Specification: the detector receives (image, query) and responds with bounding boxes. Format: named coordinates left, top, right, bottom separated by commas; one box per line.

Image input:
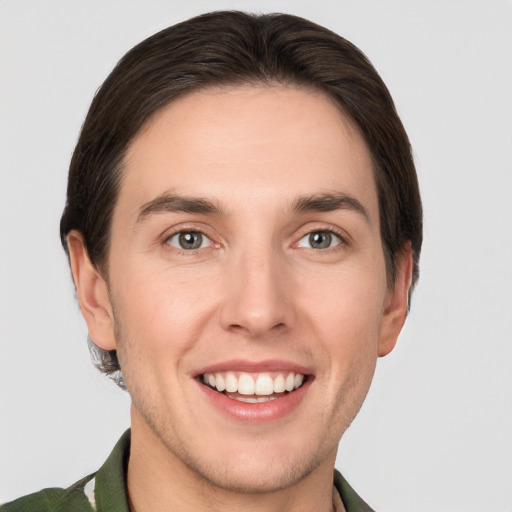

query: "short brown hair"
left=60, top=11, right=422, bottom=383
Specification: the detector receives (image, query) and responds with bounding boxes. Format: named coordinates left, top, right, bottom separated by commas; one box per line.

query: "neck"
left=126, top=410, right=344, bottom=512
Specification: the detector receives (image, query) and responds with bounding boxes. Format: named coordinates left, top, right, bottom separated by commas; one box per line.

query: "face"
left=73, top=85, right=409, bottom=494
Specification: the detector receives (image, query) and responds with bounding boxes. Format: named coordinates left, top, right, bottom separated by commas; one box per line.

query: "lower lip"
left=197, top=378, right=312, bottom=424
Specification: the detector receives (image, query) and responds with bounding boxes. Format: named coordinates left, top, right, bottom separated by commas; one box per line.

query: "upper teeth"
left=202, top=372, right=304, bottom=395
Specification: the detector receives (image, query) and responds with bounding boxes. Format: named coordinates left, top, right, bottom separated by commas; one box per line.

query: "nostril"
left=227, top=321, right=288, bottom=337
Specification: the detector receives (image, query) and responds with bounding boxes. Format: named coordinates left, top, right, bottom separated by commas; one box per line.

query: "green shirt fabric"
left=1, top=430, right=375, bottom=512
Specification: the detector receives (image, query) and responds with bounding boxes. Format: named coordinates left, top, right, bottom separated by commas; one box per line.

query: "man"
left=2, top=11, right=422, bottom=512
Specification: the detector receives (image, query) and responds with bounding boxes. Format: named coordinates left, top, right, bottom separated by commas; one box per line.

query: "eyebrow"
left=137, top=193, right=224, bottom=223
left=136, top=191, right=370, bottom=224
left=292, top=192, right=370, bottom=222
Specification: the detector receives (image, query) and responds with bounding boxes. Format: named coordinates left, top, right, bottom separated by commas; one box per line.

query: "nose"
left=219, top=249, right=294, bottom=338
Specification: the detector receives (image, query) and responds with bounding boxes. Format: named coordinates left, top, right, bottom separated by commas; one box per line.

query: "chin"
left=175, top=444, right=328, bottom=494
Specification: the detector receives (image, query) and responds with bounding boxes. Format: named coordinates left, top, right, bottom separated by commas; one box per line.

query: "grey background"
left=1, top=1, right=511, bottom=510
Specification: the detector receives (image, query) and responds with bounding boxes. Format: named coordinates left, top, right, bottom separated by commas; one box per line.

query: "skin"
left=68, top=85, right=412, bottom=512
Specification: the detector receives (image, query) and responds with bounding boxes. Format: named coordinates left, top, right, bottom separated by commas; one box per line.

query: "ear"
left=67, top=231, right=117, bottom=351
left=378, top=243, right=413, bottom=357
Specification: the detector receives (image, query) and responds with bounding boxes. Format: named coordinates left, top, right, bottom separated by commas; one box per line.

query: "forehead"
left=118, top=85, right=377, bottom=221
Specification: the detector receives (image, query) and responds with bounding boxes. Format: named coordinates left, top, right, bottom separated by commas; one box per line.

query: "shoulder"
left=1, top=430, right=131, bottom=512
left=0, top=475, right=96, bottom=512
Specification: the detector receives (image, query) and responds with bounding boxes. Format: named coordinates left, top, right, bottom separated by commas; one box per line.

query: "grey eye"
left=167, top=231, right=211, bottom=250
left=297, top=231, right=341, bottom=249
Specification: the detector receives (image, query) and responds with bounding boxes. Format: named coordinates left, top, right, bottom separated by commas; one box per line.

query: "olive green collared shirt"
left=1, top=430, right=375, bottom=512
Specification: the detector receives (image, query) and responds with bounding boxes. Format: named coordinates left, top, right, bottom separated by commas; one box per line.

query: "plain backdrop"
left=1, top=1, right=511, bottom=511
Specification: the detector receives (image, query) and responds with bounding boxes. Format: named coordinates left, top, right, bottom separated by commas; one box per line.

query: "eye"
left=297, top=230, right=342, bottom=250
left=167, top=231, right=212, bottom=250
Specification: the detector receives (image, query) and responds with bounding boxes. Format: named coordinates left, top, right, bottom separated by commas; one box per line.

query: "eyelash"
left=294, top=227, right=347, bottom=251
left=164, top=229, right=215, bottom=253
left=161, top=226, right=348, bottom=255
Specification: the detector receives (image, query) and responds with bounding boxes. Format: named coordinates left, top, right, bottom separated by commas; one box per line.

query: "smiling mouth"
left=200, top=371, right=306, bottom=403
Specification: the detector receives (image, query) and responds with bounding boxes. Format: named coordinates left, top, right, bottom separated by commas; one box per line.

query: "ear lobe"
left=67, top=231, right=117, bottom=351
left=378, top=243, right=413, bottom=357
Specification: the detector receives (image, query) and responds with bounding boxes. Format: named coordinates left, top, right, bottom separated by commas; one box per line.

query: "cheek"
left=294, top=270, right=384, bottom=431
left=301, top=265, right=387, bottom=367
left=308, top=263, right=386, bottom=323
left=110, top=265, right=220, bottom=368
left=116, top=259, right=217, bottom=319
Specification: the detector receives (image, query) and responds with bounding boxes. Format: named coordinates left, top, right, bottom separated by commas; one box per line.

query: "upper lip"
left=193, top=359, right=313, bottom=377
